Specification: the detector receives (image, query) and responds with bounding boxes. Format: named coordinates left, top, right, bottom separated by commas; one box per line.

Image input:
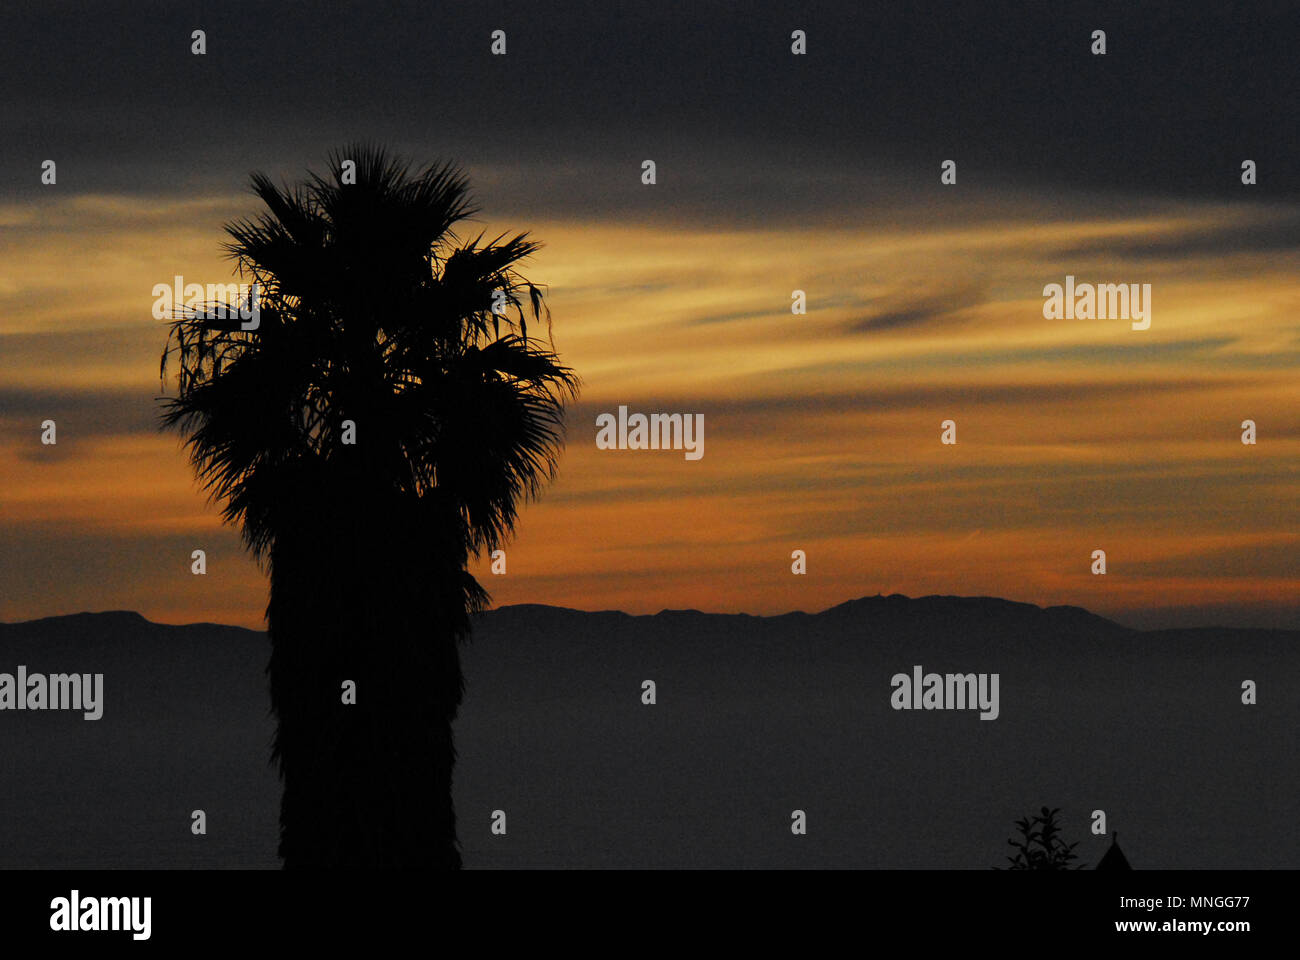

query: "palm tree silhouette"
left=159, top=145, right=579, bottom=867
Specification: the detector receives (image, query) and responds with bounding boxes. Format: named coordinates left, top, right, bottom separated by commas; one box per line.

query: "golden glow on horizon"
left=1, top=193, right=1297, bottom=628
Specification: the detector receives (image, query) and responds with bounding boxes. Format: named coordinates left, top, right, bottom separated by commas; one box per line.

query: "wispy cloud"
left=2, top=187, right=1297, bottom=629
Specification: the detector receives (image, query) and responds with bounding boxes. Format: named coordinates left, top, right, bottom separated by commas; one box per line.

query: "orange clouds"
left=2, top=191, right=1298, bottom=628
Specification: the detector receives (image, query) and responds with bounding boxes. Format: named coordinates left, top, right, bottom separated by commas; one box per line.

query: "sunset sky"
left=2, top=2, right=1297, bottom=629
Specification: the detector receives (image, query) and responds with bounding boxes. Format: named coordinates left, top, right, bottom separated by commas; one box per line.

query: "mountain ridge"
left=3, top=595, right=1296, bottom=639
left=1, top=592, right=1296, bottom=868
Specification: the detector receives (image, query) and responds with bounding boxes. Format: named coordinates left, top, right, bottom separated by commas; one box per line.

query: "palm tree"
left=159, top=145, right=579, bottom=867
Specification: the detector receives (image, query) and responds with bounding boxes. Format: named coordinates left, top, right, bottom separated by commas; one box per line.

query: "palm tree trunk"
left=267, top=490, right=465, bottom=868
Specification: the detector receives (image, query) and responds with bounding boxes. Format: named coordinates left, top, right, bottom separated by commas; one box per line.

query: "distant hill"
left=1, top=596, right=1296, bottom=868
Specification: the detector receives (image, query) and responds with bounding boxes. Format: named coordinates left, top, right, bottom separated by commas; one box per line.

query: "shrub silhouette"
left=999, top=806, right=1087, bottom=870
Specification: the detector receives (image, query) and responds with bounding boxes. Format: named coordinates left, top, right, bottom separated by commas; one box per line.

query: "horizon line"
left=4, top=593, right=1297, bottom=634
